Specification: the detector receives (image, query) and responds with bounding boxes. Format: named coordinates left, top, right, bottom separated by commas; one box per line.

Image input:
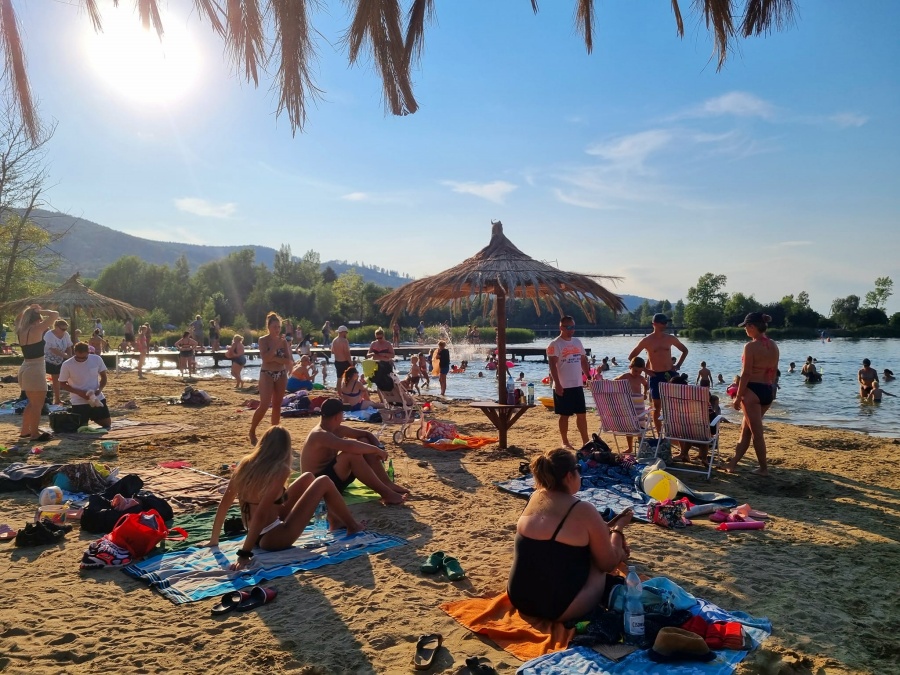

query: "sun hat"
left=648, top=627, right=716, bottom=663
left=738, top=312, right=766, bottom=327
left=652, top=313, right=669, bottom=325
left=337, top=325, right=349, bottom=333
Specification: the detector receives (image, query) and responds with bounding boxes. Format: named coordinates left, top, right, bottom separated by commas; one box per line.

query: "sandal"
left=420, top=551, right=445, bottom=575
left=211, top=590, right=248, bottom=615
left=442, top=555, right=466, bottom=582
left=31, top=432, right=52, bottom=443
left=465, top=656, right=499, bottom=675
left=236, top=585, right=277, bottom=611
left=412, top=633, right=442, bottom=670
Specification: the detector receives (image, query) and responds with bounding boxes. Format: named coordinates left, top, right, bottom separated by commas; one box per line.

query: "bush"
left=682, top=327, right=712, bottom=340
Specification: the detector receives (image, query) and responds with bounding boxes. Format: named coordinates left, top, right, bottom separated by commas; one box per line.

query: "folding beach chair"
left=589, top=379, right=653, bottom=453
left=658, top=382, right=724, bottom=480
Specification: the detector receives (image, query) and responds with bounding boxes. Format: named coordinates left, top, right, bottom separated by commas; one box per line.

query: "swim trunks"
left=317, top=457, right=356, bottom=494
left=648, top=370, right=679, bottom=400
left=553, top=386, right=586, bottom=416
left=334, top=360, right=351, bottom=381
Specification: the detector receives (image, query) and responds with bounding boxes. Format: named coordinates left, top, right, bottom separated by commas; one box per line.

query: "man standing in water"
left=628, top=313, right=689, bottom=435
left=331, top=325, right=352, bottom=382
left=547, top=316, right=592, bottom=449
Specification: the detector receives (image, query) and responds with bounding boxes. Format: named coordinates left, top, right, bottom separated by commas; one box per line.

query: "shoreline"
left=0, top=365, right=897, bottom=673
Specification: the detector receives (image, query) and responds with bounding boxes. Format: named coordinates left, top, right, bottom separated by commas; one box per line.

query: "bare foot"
left=392, top=483, right=411, bottom=495
left=380, top=491, right=407, bottom=506
left=249, top=431, right=258, bottom=446
left=751, top=468, right=770, bottom=477
left=345, top=519, right=366, bottom=536
left=722, top=462, right=739, bottom=474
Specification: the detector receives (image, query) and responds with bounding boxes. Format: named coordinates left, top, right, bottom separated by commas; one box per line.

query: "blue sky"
left=16, top=0, right=900, bottom=315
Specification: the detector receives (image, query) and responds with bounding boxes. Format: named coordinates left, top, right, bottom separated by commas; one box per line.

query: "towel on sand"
left=440, top=592, right=574, bottom=662
left=125, top=529, right=407, bottom=604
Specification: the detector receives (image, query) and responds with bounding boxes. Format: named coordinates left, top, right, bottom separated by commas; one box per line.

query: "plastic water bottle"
left=527, top=383, right=535, bottom=406
left=313, top=500, right=328, bottom=539
left=387, top=459, right=395, bottom=482
left=506, top=374, right=516, bottom=405
left=623, top=566, right=645, bottom=646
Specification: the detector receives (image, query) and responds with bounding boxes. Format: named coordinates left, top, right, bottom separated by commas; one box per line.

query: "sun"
left=83, top=9, right=201, bottom=105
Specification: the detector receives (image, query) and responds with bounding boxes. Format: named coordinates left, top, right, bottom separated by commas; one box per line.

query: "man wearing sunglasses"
left=59, top=342, right=111, bottom=430
left=547, top=316, right=592, bottom=449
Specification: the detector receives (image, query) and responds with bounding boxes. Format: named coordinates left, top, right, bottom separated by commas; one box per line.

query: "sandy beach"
left=0, top=365, right=898, bottom=675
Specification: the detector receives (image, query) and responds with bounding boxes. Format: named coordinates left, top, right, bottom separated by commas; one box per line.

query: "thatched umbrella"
left=0, top=273, right=145, bottom=334
left=378, top=220, right=625, bottom=405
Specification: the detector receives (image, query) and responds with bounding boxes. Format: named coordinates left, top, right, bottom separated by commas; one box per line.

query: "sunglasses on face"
left=562, top=325, right=576, bottom=330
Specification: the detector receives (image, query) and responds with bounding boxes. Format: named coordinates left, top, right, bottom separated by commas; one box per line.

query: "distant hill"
left=619, top=294, right=665, bottom=312
left=20, top=209, right=410, bottom=288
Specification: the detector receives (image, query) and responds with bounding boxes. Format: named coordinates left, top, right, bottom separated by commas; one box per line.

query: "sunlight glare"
left=83, top=9, right=201, bottom=105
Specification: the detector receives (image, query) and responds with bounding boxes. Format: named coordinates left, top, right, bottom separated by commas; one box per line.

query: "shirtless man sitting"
left=300, top=398, right=409, bottom=505
left=628, top=313, right=689, bottom=435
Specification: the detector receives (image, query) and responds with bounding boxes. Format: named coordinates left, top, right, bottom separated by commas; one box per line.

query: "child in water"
left=402, top=354, right=422, bottom=394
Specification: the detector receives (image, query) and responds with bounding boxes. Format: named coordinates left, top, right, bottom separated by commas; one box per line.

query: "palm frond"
left=81, top=0, right=103, bottom=32
left=193, top=0, right=226, bottom=37
left=0, top=0, right=37, bottom=143
left=346, top=0, right=417, bottom=116
left=696, top=0, right=736, bottom=70
left=225, top=0, right=266, bottom=86
left=271, top=0, right=322, bottom=135
left=530, top=0, right=539, bottom=13
left=741, top=0, right=794, bottom=37
left=136, top=0, right=165, bottom=39
left=403, top=0, right=434, bottom=68
left=671, top=0, right=684, bottom=37
left=574, top=0, right=595, bottom=54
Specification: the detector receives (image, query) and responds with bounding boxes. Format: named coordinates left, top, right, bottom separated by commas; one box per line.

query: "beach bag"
left=608, top=583, right=676, bottom=616
left=647, top=498, right=690, bottom=529
left=49, top=410, right=83, bottom=433
left=638, top=437, right=671, bottom=463
left=81, top=474, right=174, bottom=534
left=181, top=386, right=212, bottom=406
left=106, top=509, right=187, bottom=558
left=424, top=420, right=457, bottom=441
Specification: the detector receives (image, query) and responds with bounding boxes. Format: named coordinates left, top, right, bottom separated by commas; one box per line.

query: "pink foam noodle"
left=717, top=520, right=765, bottom=531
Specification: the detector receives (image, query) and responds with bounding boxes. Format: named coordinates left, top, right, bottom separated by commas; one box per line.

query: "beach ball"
left=643, top=470, right=678, bottom=501
left=39, top=486, right=64, bottom=506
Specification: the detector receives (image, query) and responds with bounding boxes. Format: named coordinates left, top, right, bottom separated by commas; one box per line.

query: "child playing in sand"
left=614, top=356, right=649, bottom=452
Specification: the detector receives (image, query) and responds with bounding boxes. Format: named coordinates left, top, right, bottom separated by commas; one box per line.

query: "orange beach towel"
left=439, top=592, right=573, bottom=661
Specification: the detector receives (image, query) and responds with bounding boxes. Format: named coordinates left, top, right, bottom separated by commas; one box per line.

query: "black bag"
left=49, top=410, right=83, bottom=433
left=81, top=474, right=174, bottom=534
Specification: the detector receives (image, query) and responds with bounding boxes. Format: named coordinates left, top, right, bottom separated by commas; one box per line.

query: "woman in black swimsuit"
left=725, top=313, right=779, bottom=477
left=208, top=426, right=363, bottom=571
left=249, top=312, right=293, bottom=445
left=367, top=328, right=395, bottom=363
left=15, top=304, right=59, bottom=442
left=507, top=448, right=633, bottom=621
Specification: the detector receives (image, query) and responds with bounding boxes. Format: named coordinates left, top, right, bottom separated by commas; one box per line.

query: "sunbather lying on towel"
left=208, top=425, right=363, bottom=570
left=507, top=447, right=634, bottom=622
left=300, top=398, right=410, bottom=506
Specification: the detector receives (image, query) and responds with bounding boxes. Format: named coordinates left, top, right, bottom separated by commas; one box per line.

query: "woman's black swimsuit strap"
left=551, top=499, right=581, bottom=539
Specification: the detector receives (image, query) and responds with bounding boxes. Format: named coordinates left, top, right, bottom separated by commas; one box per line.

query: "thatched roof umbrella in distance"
left=0, top=273, right=145, bottom=334
left=378, top=220, right=625, bottom=404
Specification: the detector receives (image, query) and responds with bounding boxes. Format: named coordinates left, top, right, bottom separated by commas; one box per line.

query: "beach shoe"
left=465, top=656, right=498, bottom=674
left=733, top=503, right=769, bottom=520
left=412, top=633, right=442, bottom=670
left=236, top=585, right=277, bottom=611
left=15, top=521, right=65, bottom=547
left=0, top=525, right=17, bottom=542
left=211, top=590, right=249, bottom=616
left=41, top=518, right=73, bottom=534
left=420, top=551, right=445, bottom=574
left=442, top=555, right=466, bottom=581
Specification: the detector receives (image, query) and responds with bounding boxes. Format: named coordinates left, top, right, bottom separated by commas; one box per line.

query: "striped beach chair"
left=589, top=379, right=653, bottom=453
left=658, top=382, right=724, bottom=480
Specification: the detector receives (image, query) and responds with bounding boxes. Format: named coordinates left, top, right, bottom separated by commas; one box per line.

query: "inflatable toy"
left=643, top=470, right=678, bottom=501
left=39, top=486, right=64, bottom=506
left=716, top=521, right=765, bottom=531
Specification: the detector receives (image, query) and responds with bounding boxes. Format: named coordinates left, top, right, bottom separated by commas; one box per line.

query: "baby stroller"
left=372, top=361, right=428, bottom=444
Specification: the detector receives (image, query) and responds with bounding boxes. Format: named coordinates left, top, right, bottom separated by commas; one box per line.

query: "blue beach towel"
left=517, top=584, right=772, bottom=675
left=124, top=529, right=407, bottom=604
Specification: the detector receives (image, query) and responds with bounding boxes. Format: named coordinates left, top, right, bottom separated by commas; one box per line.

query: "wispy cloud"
left=342, top=192, right=369, bottom=202
left=340, top=191, right=409, bottom=205
left=585, top=130, right=672, bottom=171
left=680, top=91, right=776, bottom=120
left=829, top=112, right=868, bottom=128
left=123, top=225, right=209, bottom=245
left=442, top=180, right=517, bottom=204
left=772, top=240, right=813, bottom=248
left=174, top=197, right=236, bottom=218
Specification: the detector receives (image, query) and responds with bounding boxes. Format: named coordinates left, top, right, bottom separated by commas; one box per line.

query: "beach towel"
left=124, top=529, right=407, bottom=604
left=440, top=592, right=574, bottom=661
left=342, top=479, right=381, bottom=505
left=343, top=408, right=380, bottom=423
left=516, top=582, right=772, bottom=675
left=164, top=505, right=243, bottom=551
left=130, top=466, right=228, bottom=512
left=423, top=434, right=499, bottom=450
left=497, top=463, right=652, bottom=523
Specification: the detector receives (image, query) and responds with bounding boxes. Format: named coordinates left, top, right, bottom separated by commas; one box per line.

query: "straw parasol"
left=378, top=220, right=625, bottom=404
left=0, top=273, right=145, bottom=334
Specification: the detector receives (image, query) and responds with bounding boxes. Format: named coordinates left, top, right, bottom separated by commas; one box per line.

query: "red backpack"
left=106, top=509, right=187, bottom=558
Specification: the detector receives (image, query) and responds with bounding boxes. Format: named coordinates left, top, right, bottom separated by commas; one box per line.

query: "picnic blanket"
left=497, top=463, right=653, bottom=523
left=165, top=505, right=242, bottom=551
left=54, top=419, right=196, bottom=440
left=132, top=466, right=228, bottom=512
left=440, top=592, right=574, bottom=662
left=517, top=589, right=772, bottom=674
left=124, top=529, right=408, bottom=604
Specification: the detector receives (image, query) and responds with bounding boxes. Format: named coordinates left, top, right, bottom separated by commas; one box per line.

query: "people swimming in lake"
left=802, top=356, right=822, bottom=382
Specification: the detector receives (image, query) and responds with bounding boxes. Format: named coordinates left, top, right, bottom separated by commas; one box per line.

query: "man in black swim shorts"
left=628, top=314, right=689, bottom=435
left=299, top=398, right=409, bottom=505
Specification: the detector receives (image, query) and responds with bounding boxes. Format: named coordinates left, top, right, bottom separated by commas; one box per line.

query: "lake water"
left=131, top=335, right=899, bottom=437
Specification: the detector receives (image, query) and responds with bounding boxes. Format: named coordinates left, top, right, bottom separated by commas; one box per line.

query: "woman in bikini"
left=249, top=312, right=293, bottom=445
left=174, top=331, right=198, bottom=376
left=858, top=359, right=878, bottom=399
left=15, top=304, right=59, bottom=443
left=725, top=312, right=779, bottom=477
left=339, top=367, right=382, bottom=411
left=226, top=334, right=247, bottom=388
left=208, top=425, right=363, bottom=571
left=367, top=328, right=395, bottom=364
left=507, top=448, right=633, bottom=621
left=135, top=324, right=149, bottom=379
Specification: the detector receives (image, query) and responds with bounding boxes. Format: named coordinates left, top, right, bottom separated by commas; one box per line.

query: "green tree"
left=684, top=273, right=727, bottom=329
left=321, top=266, right=338, bottom=284
left=723, top=292, right=761, bottom=325
left=864, top=277, right=893, bottom=310
left=272, top=244, right=298, bottom=286
left=830, top=295, right=861, bottom=329
left=672, top=300, right=685, bottom=326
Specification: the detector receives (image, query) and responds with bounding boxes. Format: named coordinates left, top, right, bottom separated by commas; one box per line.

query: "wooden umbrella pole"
left=496, top=290, right=507, bottom=404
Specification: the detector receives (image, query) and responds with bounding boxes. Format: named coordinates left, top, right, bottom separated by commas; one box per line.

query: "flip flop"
left=412, top=633, right=442, bottom=670
left=465, top=656, right=499, bottom=675
left=442, top=555, right=466, bottom=581
left=420, top=551, right=445, bottom=574
left=211, top=590, right=248, bottom=615
left=236, top=585, right=277, bottom=611
left=734, top=503, right=769, bottom=519
left=0, top=525, right=17, bottom=542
